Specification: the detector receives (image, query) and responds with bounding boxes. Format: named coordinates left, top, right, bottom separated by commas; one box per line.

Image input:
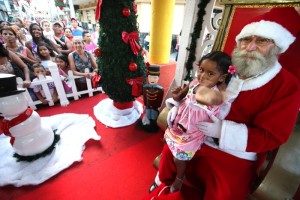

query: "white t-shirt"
left=32, top=76, right=56, bottom=98
left=41, top=60, right=56, bottom=70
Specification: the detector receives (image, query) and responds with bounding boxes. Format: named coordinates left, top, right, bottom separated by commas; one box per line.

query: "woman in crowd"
left=12, top=17, right=30, bottom=42
left=82, top=31, right=96, bottom=53
left=91, top=23, right=100, bottom=45
left=64, top=27, right=75, bottom=51
left=68, top=37, right=98, bottom=91
left=1, top=26, right=38, bottom=70
left=25, top=23, right=60, bottom=60
left=0, top=21, right=10, bottom=29
left=0, top=42, right=31, bottom=88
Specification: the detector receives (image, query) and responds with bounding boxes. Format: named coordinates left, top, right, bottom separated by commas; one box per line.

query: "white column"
left=174, top=0, right=199, bottom=86
left=68, top=0, right=76, bottom=18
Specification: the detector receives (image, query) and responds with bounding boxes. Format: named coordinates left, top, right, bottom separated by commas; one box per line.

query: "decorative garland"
left=184, top=0, right=211, bottom=82
left=13, top=130, right=60, bottom=162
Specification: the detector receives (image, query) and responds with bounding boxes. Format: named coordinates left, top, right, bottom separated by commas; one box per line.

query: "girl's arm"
left=172, top=84, right=189, bottom=101
left=52, top=88, right=59, bottom=102
left=35, top=91, right=48, bottom=104
left=8, top=50, right=31, bottom=88
left=25, top=40, right=33, bottom=54
left=195, top=86, right=223, bottom=106
left=58, top=37, right=73, bottom=55
left=49, top=40, right=61, bottom=54
left=16, top=46, right=39, bottom=65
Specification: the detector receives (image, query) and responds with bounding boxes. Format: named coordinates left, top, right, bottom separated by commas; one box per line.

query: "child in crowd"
left=40, top=19, right=54, bottom=41
left=37, top=41, right=56, bottom=75
left=55, top=54, right=72, bottom=94
left=164, top=51, right=234, bottom=193
left=31, top=63, right=58, bottom=105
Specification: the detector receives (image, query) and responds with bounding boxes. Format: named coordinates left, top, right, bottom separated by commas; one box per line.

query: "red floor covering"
left=0, top=62, right=176, bottom=200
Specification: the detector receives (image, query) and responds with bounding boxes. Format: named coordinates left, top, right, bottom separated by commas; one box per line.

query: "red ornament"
left=129, top=62, right=137, bottom=71
left=59, top=6, right=63, bottom=10
left=93, top=48, right=102, bottom=56
left=122, top=8, right=130, bottom=17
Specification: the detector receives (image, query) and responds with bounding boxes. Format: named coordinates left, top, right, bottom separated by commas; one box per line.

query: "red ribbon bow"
left=126, top=77, right=143, bottom=97
left=95, top=0, right=103, bottom=20
left=122, top=31, right=140, bottom=56
left=1, top=108, right=33, bottom=145
left=92, top=73, right=101, bottom=89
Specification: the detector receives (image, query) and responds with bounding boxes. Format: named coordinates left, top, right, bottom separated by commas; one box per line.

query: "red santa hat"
left=235, top=7, right=300, bottom=53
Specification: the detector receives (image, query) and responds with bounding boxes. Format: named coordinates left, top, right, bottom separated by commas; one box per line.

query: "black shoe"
left=149, top=182, right=158, bottom=193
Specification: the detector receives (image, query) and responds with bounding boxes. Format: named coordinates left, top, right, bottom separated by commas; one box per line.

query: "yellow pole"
left=149, top=0, right=175, bottom=64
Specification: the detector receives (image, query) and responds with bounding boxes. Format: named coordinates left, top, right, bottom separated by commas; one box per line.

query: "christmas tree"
left=97, top=0, right=146, bottom=102
left=93, top=0, right=146, bottom=127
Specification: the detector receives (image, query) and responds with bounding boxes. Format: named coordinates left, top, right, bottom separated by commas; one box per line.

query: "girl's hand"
left=172, top=86, right=183, bottom=100
left=195, top=86, right=222, bottom=106
left=53, top=96, right=59, bottom=103
left=22, top=80, right=31, bottom=88
left=171, top=86, right=182, bottom=94
left=41, top=99, right=49, bottom=105
left=92, top=71, right=98, bottom=76
left=84, top=73, right=91, bottom=79
left=46, top=70, right=51, bottom=76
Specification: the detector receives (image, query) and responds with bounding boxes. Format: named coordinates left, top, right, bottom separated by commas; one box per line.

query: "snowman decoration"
left=0, top=74, right=58, bottom=161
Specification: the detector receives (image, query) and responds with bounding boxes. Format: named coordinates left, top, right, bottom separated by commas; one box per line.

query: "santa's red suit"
left=145, top=61, right=300, bottom=200
left=143, top=7, right=300, bottom=200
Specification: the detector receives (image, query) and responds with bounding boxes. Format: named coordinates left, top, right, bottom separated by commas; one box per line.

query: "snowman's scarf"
left=1, top=108, right=33, bottom=145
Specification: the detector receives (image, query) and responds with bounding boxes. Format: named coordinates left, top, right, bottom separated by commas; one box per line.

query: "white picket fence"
left=17, top=64, right=102, bottom=110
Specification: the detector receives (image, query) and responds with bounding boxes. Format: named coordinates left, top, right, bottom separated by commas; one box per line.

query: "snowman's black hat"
left=0, top=74, right=25, bottom=98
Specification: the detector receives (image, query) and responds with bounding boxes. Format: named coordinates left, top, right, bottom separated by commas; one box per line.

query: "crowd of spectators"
left=0, top=17, right=100, bottom=105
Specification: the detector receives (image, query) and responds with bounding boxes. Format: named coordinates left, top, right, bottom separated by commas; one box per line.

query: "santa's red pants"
left=149, top=144, right=257, bottom=200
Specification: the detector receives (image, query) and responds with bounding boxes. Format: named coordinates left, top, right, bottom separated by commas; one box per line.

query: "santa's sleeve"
left=219, top=73, right=300, bottom=153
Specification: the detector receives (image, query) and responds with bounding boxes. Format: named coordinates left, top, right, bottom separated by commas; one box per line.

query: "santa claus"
left=146, top=7, right=300, bottom=200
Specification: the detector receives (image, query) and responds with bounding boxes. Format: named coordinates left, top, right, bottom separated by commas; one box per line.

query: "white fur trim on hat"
left=236, top=20, right=296, bottom=53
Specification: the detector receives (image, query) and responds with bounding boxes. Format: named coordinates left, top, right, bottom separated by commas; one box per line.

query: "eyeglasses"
left=239, top=36, right=274, bottom=47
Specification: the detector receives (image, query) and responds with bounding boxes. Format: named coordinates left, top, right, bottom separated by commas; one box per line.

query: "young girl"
left=55, top=54, right=72, bottom=94
left=37, top=41, right=56, bottom=75
left=40, top=19, right=54, bottom=41
left=163, top=51, right=234, bottom=193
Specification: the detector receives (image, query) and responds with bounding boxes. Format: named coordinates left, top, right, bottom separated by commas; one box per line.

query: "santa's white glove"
left=197, top=115, right=222, bottom=138
left=167, top=106, right=178, bottom=127
left=142, top=115, right=150, bottom=125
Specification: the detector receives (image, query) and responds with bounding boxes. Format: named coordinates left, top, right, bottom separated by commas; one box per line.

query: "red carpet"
left=0, top=62, right=176, bottom=200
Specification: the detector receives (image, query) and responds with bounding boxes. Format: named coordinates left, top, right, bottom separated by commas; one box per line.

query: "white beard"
left=232, top=46, right=279, bottom=78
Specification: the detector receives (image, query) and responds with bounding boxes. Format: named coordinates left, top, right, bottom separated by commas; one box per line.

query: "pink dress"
left=58, top=68, right=72, bottom=93
left=164, top=83, right=220, bottom=161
